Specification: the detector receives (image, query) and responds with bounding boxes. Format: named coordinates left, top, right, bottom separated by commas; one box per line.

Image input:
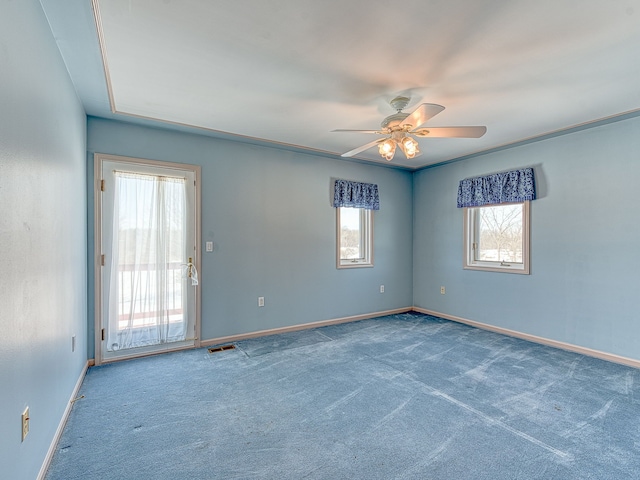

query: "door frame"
left=94, top=153, right=202, bottom=365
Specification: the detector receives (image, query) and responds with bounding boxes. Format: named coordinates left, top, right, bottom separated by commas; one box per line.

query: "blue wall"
left=5, top=4, right=640, bottom=478
left=87, top=118, right=414, bottom=357
left=0, top=2, right=88, bottom=479
left=413, top=116, right=640, bottom=360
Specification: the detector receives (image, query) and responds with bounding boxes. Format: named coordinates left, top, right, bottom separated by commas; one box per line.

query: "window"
left=337, top=207, right=373, bottom=268
left=463, top=201, right=530, bottom=274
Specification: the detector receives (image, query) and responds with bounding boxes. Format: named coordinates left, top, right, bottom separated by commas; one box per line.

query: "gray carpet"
left=45, top=312, right=640, bottom=479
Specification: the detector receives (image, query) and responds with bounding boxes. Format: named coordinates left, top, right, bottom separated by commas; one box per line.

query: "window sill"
left=463, top=263, right=529, bottom=275
left=337, top=261, right=374, bottom=269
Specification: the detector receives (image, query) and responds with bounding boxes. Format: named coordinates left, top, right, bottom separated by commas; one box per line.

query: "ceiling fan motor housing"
left=389, top=96, right=410, bottom=111
left=381, top=112, right=410, bottom=130
left=381, top=96, right=412, bottom=130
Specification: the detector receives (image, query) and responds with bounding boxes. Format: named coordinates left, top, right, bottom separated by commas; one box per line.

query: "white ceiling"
left=41, top=0, right=640, bottom=169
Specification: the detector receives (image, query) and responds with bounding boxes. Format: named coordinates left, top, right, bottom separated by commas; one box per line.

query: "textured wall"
left=0, top=2, right=87, bottom=479
left=86, top=118, right=414, bottom=357
left=413, top=116, right=640, bottom=360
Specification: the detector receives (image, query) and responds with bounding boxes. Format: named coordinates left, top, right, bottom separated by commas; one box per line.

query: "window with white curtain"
left=108, top=171, right=188, bottom=351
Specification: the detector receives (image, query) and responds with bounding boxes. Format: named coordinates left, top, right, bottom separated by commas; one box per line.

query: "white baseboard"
left=101, top=306, right=640, bottom=370
left=37, top=361, right=89, bottom=480
left=200, top=307, right=413, bottom=347
left=413, top=307, right=640, bottom=369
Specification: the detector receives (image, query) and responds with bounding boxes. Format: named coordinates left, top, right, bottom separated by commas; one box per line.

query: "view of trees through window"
left=476, top=204, right=523, bottom=263
left=339, top=207, right=362, bottom=259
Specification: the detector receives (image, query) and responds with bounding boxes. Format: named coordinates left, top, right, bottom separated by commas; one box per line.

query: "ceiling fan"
left=332, top=96, right=487, bottom=161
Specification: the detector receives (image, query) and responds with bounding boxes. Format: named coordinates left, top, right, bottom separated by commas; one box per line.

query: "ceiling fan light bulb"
left=379, top=139, right=395, bottom=153
left=378, top=139, right=396, bottom=159
left=378, top=139, right=396, bottom=161
left=402, top=136, right=415, bottom=149
left=401, top=136, right=419, bottom=158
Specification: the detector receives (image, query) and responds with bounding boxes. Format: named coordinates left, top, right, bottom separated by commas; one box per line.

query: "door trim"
left=93, top=153, right=202, bottom=365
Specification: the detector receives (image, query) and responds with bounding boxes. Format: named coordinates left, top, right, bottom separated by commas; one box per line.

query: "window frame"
left=463, top=200, right=530, bottom=275
left=336, top=206, right=374, bottom=269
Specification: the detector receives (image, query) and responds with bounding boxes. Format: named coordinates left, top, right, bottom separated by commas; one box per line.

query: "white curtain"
left=107, top=171, right=187, bottom=352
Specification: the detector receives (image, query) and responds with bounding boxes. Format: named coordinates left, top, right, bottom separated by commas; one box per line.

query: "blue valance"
left=457, top=168, right=536, bottom=208
left=333, top=179, right=380, bottom=210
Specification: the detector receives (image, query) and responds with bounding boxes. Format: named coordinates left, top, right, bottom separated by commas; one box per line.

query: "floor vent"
left=208, top=344, right=236, bottom=354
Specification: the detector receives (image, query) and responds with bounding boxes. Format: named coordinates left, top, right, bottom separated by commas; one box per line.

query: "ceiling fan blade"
left=341, top=138, right=385, bottom=157
left=331, top=129, right=387, bottom=134
left=401, top=103, right=445, bottom=129
left=411, top=126, right=487, bottom=138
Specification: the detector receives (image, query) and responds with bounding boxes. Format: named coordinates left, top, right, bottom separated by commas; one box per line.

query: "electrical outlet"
left=258, top=296, right=265, bottom=307
left=380, top=285, right=385, bottom=293
left=22, top=407, right=29, bottom=441
left=440, top=286, right=446, bottom=295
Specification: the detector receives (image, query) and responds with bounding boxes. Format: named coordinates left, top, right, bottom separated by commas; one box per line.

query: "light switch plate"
left=22, top=407, right=29, bottom=441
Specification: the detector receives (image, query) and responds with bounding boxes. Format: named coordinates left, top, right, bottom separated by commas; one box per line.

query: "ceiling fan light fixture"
left=378, top=138, right=396, bottom=161
left=399, top=135, right=420, bottom=159
left=334, top=97, right=485, bottom=161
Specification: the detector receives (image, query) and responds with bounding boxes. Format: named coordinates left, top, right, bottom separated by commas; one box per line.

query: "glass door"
left=98, top=156, right=199, bottom=363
